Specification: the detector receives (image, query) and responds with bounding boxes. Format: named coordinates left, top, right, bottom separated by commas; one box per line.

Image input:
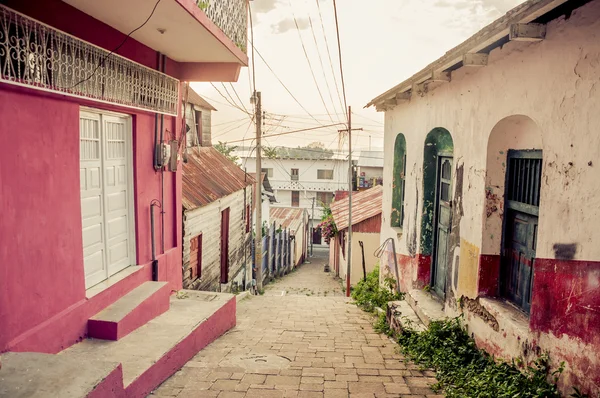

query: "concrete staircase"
left=387, top=289, right=446, bottom=333
left=0, top=290, right=236, bottom=398
left=88, top=281, right=171, bottom=341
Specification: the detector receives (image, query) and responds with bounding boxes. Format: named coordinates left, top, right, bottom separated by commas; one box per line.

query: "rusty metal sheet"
left=270, top=207, right=306, bottom=233
left=183, top=147, right=255, bottom=210
left=331, top=185, right=383, bottom=231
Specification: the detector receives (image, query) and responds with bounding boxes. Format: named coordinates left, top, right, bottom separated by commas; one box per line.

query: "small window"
left=316, top=192, right=333, bottom=206
left=194, top=110, right=202, bottom=146
left=261, top=168, right=273, bottom=178
left=317, top=169, right=334, bottom=180
left=291, top=168, right=299, bottom=181
left=190, top=234, right=202, bottom=279
left=292, top=191, right=300, bottom=207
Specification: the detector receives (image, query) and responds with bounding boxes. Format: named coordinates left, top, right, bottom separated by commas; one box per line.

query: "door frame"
left=430, top=152, right=453, bottom=298
left=499, top=149, right=542, bottom=313
left=80, top=107, right=137, bottom=288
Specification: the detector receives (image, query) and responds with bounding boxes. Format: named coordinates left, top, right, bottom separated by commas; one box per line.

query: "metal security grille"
left=0, top=5, right=179, bottom=115
left=506, top=152, right=542, bottom=209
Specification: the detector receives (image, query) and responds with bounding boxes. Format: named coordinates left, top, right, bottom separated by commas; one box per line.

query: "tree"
left=214, top=141, right=239, bottom=163
left=262, top=146, right=278, bottom=159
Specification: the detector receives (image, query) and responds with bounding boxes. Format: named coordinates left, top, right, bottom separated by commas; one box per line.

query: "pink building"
left=0, top=0, right=247, bottom=395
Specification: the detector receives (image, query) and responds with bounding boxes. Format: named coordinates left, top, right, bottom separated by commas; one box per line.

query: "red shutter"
left=220, top=208, right=230, bottom=284
left=190, top=234, right=202, bottom=279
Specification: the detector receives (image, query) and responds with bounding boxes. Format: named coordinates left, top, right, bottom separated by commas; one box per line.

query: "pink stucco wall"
left=0, top=90, right=84, bottom=351
left=0, top=0, right=184, bottom=352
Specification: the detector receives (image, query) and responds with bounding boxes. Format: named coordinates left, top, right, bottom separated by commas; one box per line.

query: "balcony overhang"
left=62, top=0, right=248, bottom=67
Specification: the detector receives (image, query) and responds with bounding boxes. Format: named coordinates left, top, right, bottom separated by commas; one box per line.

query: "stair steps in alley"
left=88, top=281, right=171, bottom=341
left=0, top=290, right=236, bottom=398
left=387, top=290, right=446, bottom=335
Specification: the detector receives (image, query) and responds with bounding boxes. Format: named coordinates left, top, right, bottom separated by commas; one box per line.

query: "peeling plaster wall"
left=380, top=2, right=600, bottom=395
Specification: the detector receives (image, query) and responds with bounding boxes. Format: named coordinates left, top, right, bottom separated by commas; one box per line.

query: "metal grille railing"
left=199, top=0, right=248, bottom=53
left=0, top=5, right=179, bottom=115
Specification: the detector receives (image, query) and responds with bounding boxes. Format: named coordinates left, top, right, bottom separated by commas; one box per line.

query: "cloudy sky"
left=192, top=0, right=524, bottom=151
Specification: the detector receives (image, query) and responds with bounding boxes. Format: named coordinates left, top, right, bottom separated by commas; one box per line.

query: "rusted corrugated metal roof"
left=183, top=147, right=254, bottom=210
left=331, top=185, right=383, bottom=231
left=270, top=207, right=306, bottom=233
left=185, top=85, right=217, bottom=111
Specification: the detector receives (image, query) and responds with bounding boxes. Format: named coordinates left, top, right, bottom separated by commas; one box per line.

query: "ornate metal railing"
left=0, top=5, right=179, bottom=115
left=198, top=0, right=248, bottom=53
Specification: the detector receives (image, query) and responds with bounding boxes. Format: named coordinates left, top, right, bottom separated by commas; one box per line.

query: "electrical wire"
left=222, top=83, right=249, bottom=115
left=306, top=2, right=342, bottom=122
left=315, top=0, right=346, bottom=118
left=249, top=41, right=325, bottom=127
left=288, top=0, right=335, bottom=124
left=225, top=123, right=344, bottom=144
left=210, top=82, right=252, bottom=115
left=71, top=0, right=162, bottom=89
left=332, top=0, right=348, bottom=117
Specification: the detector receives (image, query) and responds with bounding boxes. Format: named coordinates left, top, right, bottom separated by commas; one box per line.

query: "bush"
left=398, top=317, right=562, bottom=398
left=351, top=265, right=403, bottom=312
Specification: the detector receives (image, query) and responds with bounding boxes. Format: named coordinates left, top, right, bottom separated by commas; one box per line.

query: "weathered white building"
left=184, top=85, right=216, bottom=148
left=240, top=151, right=349, bottom=223
left=367, top=0, right=600, bottom=395
left=270, top=207, right=310, bottom=268
left=182, top=148, right=254, bottom=293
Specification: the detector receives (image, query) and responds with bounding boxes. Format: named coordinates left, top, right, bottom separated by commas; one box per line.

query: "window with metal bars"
left=505, top=150, right=543, bottom=215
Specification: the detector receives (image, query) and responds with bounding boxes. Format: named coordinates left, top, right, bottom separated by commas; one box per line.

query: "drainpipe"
left=150, top=200, right=161, bottom=281
left=160, top=53, right=166, bottom=254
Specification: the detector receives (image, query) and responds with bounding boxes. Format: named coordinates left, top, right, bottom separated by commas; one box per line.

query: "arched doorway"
left=421, top=128, right=454, bottom=298
left=482, top=115, right=543, bottom=313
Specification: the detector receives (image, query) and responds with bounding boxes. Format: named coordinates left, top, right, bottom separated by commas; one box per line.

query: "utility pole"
left=347, top=106, right=352, bottom=298
left=339, top=108, right=363, bottom=298
left=254, top=91, right=263, bottom=291
left=310, top=197, right=315, bottom=257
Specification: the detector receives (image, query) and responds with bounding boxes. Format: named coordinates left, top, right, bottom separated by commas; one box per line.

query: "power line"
left=222, top=83, right=249, bottom=114
left=229, top=83, right=249, bottom=114
left=288, top=0, right=335, bottom=124
left=226, top=123, right=344, bottom=144
left=210, top=82, right=251, bottom=115
left=306, top=3, right=342, bottom=122
left=249, top=41, right=325, bottom=127
left=71, top=0, right=162, bottom=89
left=315, top=0, right=346, bottom=116
left=332, top=0, right=348, bottom=117
left=212, top=117, right=250, bottom=127
left=213, top=119, right=254, bottom=139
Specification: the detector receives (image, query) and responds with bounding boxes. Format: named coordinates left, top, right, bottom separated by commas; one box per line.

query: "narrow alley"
left=152, top=247, right=440, bottom=398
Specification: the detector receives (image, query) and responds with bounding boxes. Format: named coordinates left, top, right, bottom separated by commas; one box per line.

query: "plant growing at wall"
left=196, top=0, right=209, bottom=11
left=397, top=316, right=563, bottom=398
left=317, top=204, right=337, bottom=244
left=351, top=265, right=403, bottom=312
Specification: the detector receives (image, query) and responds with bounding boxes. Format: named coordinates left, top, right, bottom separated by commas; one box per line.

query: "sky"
left=192, top=0, right=524, bottom=152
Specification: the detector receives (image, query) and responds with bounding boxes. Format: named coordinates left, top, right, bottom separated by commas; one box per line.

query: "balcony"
left=197, top=0, right=248, bottom=54
left=61, top=0, right=248, bottom=66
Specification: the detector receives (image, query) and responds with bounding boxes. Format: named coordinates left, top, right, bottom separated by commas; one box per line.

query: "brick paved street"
left=152, top=247, right=441, bottom=398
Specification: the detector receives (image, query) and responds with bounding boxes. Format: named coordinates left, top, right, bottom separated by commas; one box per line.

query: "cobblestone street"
left=152, top=247, right=441, bottom=398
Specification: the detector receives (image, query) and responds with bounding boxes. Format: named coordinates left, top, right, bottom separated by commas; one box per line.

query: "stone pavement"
left=152, top=247, right=442, bottom=398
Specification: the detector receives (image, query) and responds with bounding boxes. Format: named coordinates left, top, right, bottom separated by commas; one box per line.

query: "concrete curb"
left=236, top=291, right=251, bottom=302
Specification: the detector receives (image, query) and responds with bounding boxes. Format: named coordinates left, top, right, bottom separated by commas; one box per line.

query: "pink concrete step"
left=68, top=291, right=236, bottom=398
left=88, top=281, right=170, bottom=341
left=0, top=352, right=125, bottom=398
left=0, top=291, right=236, bottom=398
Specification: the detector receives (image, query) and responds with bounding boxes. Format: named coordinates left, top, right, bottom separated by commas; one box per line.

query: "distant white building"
left=239, top=147, right=384, bottom=245
left=239, top=150, right=349, bottom=224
